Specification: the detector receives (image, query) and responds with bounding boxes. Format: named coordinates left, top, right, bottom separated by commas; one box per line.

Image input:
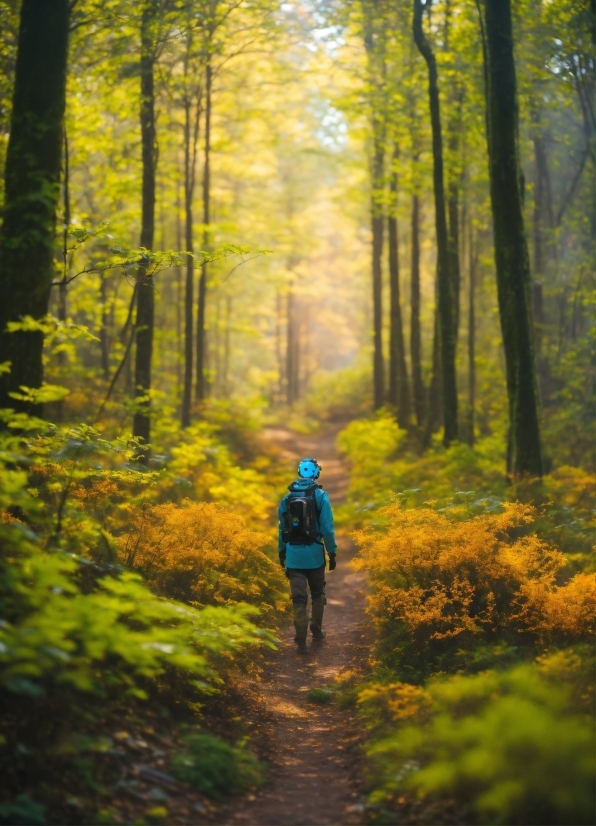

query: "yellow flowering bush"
left=119, top=499, right=287, bottom=619
left=353, top=502, right=595, bottom=677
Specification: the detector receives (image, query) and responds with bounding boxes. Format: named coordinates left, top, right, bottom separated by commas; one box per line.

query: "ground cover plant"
left=342, top=415, right=595, bottom=824
left=0, top=409, right=283, bottom=823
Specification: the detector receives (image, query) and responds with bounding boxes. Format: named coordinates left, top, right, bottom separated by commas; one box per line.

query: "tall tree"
left=181, top=24, right=203, bottom=427
left=133, top=0, right=159, bottom=451
left=0, top=0, right=70, bottom=413
left=409, top=190, right=425, bottom=428
left=482, top=0, right=543, bottom=475
left=387, top=150, right=410, bottom=427
left=362, top=0, right=387, bottom=411
left=196, top=50, right=212, bottom=402
left=413, top=0, right=458, bottom=444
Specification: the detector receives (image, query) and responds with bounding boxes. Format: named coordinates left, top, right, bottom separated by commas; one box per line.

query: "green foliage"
left=306, top=687, right=335, bottom=704
left=0, top=411, right=275, bottom=817
left=365, top=659, right=595, bottom=825
left=0, top=541, right=264, bottom=698
left=172, top=732, right=265, bottom=799
left=0, top=794, right=46, bottom=826
left=301, top=365, right=373, bottom=424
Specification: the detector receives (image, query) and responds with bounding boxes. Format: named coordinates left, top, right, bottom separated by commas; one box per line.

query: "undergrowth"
left=0, top=403, right=286, bottom=823
left=339, top=413, right=596, bottom=825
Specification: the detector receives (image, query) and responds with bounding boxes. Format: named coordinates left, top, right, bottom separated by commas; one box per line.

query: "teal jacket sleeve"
left=278, top=497, right=287, bottom=554
left=316, top=489, right=338, bottom=555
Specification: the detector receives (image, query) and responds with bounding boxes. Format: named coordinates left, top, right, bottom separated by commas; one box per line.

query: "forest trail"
left=222, top=424, right=372, bottom=826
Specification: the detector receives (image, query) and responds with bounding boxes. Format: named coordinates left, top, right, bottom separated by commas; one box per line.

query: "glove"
left=328, top=553, right=337, bottom=571
left=278, top=552, right=286, bottom=569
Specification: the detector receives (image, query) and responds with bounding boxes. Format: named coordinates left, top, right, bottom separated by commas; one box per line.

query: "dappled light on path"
left=223, top=427, right=372, bottom=826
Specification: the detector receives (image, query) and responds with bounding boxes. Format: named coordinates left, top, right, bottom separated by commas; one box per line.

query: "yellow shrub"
left=353, top=502, right=594, bottom=673
left=358, top=682, right=432, bottom=729
left=118, top=500, right=287, bottom=620
left=516, top=572, right=596, bottom=639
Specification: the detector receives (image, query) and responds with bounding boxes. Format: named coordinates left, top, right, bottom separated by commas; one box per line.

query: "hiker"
left=278, top=457, right=338, bottom=654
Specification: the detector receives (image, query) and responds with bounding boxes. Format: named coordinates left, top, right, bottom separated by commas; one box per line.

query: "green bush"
left=172, top=732, right=265, bottom=798
left=364, top=660, right=595, bottom=825
left=306, top=687, right=335, bottom=704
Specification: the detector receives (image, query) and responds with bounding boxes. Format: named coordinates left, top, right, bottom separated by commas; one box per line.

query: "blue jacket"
left=278, top=479, right=338, bottom=569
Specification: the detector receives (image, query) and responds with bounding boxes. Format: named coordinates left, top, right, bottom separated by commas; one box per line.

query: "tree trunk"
left=99, top=274, right=110, bottom=380
left=371, top=128, right=385, bottom=410
left=133, top=0, right=158, bottom=453
left=286, top=287, right=299, bottom=405
left=423, top=303, right=442, bottom=448
left=482, top=0, right=543, bottom=476
left=467, top=223, right=477, bottom=446
left=0, top=0, right=70, bottom=414
left=58, top=128, right=70, bottom=327
left=387, top=157, right=410, bottom=427
left=181, top=46, right=202, bottom=427
left=223, top=293, right=231, bottom=397
left=410, top=192, right=425, bottom=427
left=196, top=56, right=211, bottom=402
left=413, top=0, right=458, bottom=445
left=447, top=93, right=463, bottom=340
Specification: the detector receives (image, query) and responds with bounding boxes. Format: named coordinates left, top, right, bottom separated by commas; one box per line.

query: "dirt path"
left=222, top=426, right=371, bottom=826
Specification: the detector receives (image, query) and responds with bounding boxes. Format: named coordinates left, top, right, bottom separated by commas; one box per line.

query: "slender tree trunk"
left=175, top=181, right=183, bottom=393
left=181, top=56, right=202, bottom=426
left=196, top=56, right=211, bottom=402
left=413, top=0, right=458, bottom=444
left=410, top=192, right=425, bottom=427
left=286, top=287, right=299, bottom=405
left=371, top=128, right=385, bottom=410
left=0, top=0, right=70, bottom=414
left=467, top=223, right=477, bottom=446
left=447, top=92, right=463, bottom=340
left=482, top=0, right=543, bottom=476
left=388, top=156, right=410, bottom=427
left=423, top=304, right=442, bottom=447
left=99, top=274, right=110, bottom=380
left=223, top=293, right=231, bottom=397
left=133, top=0, right=158, bottom=453
left=59, top=128, right=70, bottom=327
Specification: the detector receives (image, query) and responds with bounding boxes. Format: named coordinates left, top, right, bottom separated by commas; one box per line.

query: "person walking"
left=278, top=457, right=338, bottom=654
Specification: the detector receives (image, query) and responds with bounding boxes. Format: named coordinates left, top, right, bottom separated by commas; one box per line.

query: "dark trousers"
left=286, top=565, right=326, bottom=639
left=286, top=564, right=326, bottom=604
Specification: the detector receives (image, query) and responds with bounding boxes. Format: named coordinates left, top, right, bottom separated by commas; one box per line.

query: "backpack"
left=281, top=483, right=322, bottom=546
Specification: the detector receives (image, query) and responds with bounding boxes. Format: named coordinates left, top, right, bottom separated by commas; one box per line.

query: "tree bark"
left=467, top=223, right=477, bottom=446
left=181, top=36, right=202, bottom=427
left=0, top=0, right=70, bottom=414
left=447, top=93, right=463, bottom=340
left=423, top=303, right=442, bottom=448
left=413, top=0, right=458, bottom=444
left=410, top=192, right=425, bottom=427
left=133, top=0, right=158, bottom=453
left=482, top=0, right=543, bottom=476
left=371, top=127, right=385, bottom=410
left=99, top=274, right=110, bottom=380
left=387, top=156, right=410, bottom=427
left=196, top=56, right=211, bottom=402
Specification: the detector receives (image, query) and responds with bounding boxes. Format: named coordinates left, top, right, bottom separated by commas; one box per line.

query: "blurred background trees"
left=0, top=0, right=592, bottom=470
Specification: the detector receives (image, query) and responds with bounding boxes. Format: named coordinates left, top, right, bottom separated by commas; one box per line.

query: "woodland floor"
left=217, top=425, right=373, bottom=826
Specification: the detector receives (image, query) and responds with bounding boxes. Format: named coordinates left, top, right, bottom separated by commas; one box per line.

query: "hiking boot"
left=295, top=638, right=308, bottom=654
left=310, top=624, right=326, bottom=640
